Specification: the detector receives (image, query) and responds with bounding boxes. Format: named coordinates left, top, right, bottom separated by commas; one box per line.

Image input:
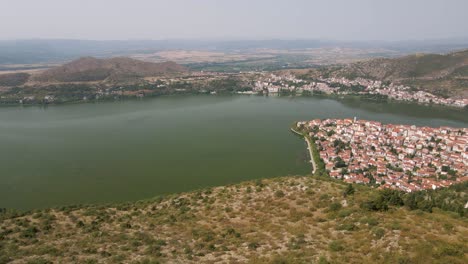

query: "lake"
left=1, top=95, right=467, bottom=210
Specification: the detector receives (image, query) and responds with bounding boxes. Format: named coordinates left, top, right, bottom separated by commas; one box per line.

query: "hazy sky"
left=1, top=0, right=467, bottom=41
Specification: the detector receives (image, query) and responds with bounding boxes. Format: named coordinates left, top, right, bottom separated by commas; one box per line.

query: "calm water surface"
left=1, top=95, right=467, bottom=210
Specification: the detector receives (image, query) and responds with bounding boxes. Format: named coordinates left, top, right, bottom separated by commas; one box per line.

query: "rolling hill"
left=334, top=49, right=468, bottom=80
left=33, top=57, right=188, bottom=83
left=308, top=49, right=468, bottom=97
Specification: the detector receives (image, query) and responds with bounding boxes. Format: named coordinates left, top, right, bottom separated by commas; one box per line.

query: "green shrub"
left=361, top=217, right=379, bottom=226
left=320, top=194, right=329, bottom=200
left=21, top=226, right=39, bottom=238
left=373, top=227, right=385, bottom=239
left=318, top=256, right=330, bottom=264
left=389, top=221, right=401, bottom=230
left=274, top=190, right=285, bottom=198
left=329, top=240, right=344, bottom=252
left=344, top=184, right=355, bottom=196
left=248, top=242, right=260, bottom=250
left=435, top=242, right=464, bottom=257
left=442, top=223, right=454, bottom=232
left=337, top=208, right=353, bottom=218
left=329, top=202, right=342, bottom=212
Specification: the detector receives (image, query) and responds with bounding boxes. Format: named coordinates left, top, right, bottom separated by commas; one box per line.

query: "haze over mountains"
left=2, top=38, right=468, bottom=65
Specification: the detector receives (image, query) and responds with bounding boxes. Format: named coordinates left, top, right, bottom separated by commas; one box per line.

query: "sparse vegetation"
left=1, top=176, right=466, bottom=263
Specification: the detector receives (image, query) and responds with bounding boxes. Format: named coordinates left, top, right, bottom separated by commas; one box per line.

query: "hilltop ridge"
left=335, top=49, right=468, bottom=80
left=0, top=57, right=188, bottom=86
left=33, top=57, right=188, bottom=83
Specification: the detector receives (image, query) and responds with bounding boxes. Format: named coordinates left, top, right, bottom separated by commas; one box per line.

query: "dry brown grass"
left=0, top=176, right=467, bottom=263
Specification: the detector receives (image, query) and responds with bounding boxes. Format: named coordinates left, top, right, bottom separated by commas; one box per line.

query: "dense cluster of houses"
left=254, top=73, right=468, bottom=108
left=297, top=118, right=468, bottom=192
left=327, top=76, right=468, bottom=107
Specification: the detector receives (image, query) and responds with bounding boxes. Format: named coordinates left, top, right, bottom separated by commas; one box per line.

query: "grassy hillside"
left=335, top=49, right=468, bottom=80
left=1, top=176, right=467, bottom=264
left=302, top=49, right=468, bottom=98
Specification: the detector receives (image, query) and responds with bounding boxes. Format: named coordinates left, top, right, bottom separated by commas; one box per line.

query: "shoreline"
left=290, top=126, right=317, bottom=175
left=1, top=90, right=467, bottom=111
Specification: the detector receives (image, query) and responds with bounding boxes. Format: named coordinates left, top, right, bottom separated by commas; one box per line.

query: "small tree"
left=344, top=184, right=355, bottom=197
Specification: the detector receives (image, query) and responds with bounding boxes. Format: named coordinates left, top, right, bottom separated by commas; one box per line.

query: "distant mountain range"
left=1, top=38, right=468, bottom=64
left=0, top=57, right=187, bottom=86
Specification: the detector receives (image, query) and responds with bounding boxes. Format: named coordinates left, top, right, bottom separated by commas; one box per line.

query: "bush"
left=121, top=222, right=132, bottom=229
left=274, top=190, right=285, bottom=198
left=373, top=227, right=385, bottom=239
left=287, top=235, right=306, bottom=249
left=318, top=256, right=330, bottom=264
left=344, top=184, right=355, bottom=196
left=0, top=255, right=12, bottom=264
left=442, top=223, right=454, bottom=232
left=76, top=221, right=85, bottom=228
left=360, top=217, right=379, bottom=226
left=329, top=240, right=344, bottom=252
left=21, top=227, right=39, bottom=239
left=248, top=242, right=260, bottom=250
left=361, top=197, right=388, bottom=211
left=337, top=208, right=353, bottom=218
left=329, top=202, right=342, bottom=212
left=435, top=242, right=464, bottom=257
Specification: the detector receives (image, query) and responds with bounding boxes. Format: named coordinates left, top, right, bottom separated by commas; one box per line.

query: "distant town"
left=100, top=72, right=468, bottom=108
left=2, top=69, right=468, bottom=109
left=296, top=119, right=467, bottom=192
left=254, top=73, right=468, bottom=108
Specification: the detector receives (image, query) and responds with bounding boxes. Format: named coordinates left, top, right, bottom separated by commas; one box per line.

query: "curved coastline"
left=290, top=126, right=317, bottom=174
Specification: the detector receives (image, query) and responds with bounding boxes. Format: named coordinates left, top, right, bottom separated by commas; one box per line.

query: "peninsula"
left=295, top=119, right=467, bottom=192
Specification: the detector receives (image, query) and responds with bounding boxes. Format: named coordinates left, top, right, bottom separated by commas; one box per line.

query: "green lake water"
left=1, top=95, right=467, bottom=210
